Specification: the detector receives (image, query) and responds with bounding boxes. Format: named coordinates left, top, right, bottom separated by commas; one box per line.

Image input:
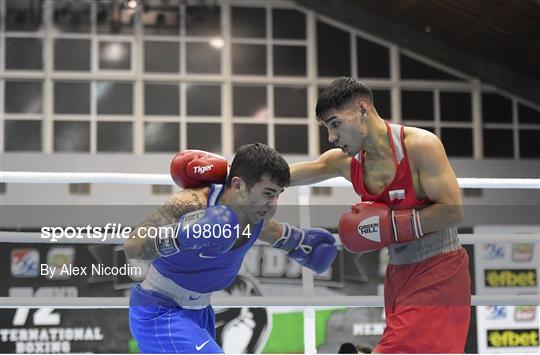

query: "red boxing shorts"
left=374, top=248, right=471, bottom=354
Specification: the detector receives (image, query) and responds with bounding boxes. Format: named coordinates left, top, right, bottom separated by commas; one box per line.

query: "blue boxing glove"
left=155, top=205, right=240, bottom=257
left=272, top=223, right=337, bottom=274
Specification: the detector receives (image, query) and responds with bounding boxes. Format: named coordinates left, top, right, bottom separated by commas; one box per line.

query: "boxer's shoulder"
left=403, top=126, right=439, bottom=147
left=403, top=127, right=447, bottom=169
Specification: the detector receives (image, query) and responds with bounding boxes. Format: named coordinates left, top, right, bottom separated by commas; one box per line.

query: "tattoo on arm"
left=130, top=191, right=204, bottom=260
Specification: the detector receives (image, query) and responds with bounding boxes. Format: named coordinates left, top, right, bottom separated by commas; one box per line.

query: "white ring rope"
left=0, top=171, right=173, bottom=185
left=0, top=295, right=538, bottom=308
left=1, top=231, right=539, bottom=245
left=1, top=171, right=540, bottom=189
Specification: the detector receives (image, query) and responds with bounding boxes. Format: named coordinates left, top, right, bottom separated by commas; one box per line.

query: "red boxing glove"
left=170, top=150, right=228, bottom=188
left=338, top=201, right=424, bottom=253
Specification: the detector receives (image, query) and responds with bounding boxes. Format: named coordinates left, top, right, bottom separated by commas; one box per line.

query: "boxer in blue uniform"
left=124, top=143, right=337, bottom=353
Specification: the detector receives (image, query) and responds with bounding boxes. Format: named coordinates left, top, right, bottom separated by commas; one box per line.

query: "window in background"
left=400, top=53, right=463, bottom=81
left=5, top=0, right=43, bottom=31
left=5, top=38, right=42, bottom=70
left=187, top=123, right=222, bottom=153
left=186, top=5, right=221, bottom=36
left=232, top=6, right=266, bottom=38
left=440, top=92, right=472, bottom=122
left=54, top=39, right=91, bottom=71
left=274, top=87, right=307, bottom=118
left=317, top=21, right=350, bottom=77
left=519, top=130, right=540, bottom=158
left=233, top=124, right=267, bottom=150
left=54, top=121, right=90, bottom=152
left=518, top=103, right=540, bottom=124
left=275, top=125, right=308, bottom=154
left=372, top=90, right=391, bottom=119
left=187, top=84, right=221, bottom=116
left=53, top=0, right=91, bottom=33
left=232, top=44, right=266, bottom=75
left=97, top=81, right=133, bottom=115
left=233, top=86, right=267, bottom=118
left=272, top=8, right=305, bottom=39
left=4, top=120, right=42, bottom=152
left=273, top=45, right=306, bottom=76
left=401, top=90, right=434, bottom=121
left=97, top=2, right=134, bottom=34
left=5, top=1, right=533, bottom=161
left=441, top=128, right=473, bottom=157
left=54, top=81, right=90, bottom=114
left=99, top=41, right=132, bottom=70
left=144, top=83, right=180, bottom=116
left=142, top=3, right=180, bottom=35
left=97, top=122, right=133, bottom=152
left=186, top=42, right=221, bottom=74
left=483, top=129, right=513, bottom=158
left=483, top=93, right=513, bottom=123
left=5, top=81, right=43, bottom=114
left=357, top=36, right=390, bottom=78
left=144, top=41, right=180, bottom=73
left=144, top=122, right=180, bottom=153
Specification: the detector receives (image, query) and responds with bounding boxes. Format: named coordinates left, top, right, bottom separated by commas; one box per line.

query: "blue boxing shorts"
left=129, top=284, right=223, bottom=354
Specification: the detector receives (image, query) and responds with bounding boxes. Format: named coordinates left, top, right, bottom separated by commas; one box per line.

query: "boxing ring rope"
left=2, top=171, right=540, bottom=189
left=1, top=295, right=538, bottom=309
left=1, top=171, right=539, bottom=354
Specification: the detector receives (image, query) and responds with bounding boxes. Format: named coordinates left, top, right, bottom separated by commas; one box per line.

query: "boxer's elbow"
left=449, top=204, right=465, bottom=227
left=431, top=203, right=464, bottom=230
left=123, top=238, right=140, bottom=260
left=123, top=228, right=145, bottom=259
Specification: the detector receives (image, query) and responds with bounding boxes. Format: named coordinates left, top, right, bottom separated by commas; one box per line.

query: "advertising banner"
left=474, top=226, right=539, bottom=353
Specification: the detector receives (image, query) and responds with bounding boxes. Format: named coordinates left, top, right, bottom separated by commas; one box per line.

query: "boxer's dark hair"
left=316, top=77, right=373, bottom=120
left=226, top=143, right=290, bottom=189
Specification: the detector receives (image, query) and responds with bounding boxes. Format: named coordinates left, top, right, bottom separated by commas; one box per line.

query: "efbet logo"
left=487, top=329, right=539, bottom=348
left=357, top=216, right=381, bottom=243
left=193, top=165, right=214, bottom=174
left=484, top=269, right=537, bottom=287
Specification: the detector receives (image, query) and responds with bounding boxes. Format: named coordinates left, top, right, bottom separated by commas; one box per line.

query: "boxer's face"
left=242, top=175, right=284, bottom=224
left=320, top=100, right=369, bottom=156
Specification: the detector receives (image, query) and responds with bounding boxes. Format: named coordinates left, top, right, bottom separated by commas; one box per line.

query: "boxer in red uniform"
left=172, top=77, right=471, bottom=353
left=292, top=77, right=471, bottom=353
